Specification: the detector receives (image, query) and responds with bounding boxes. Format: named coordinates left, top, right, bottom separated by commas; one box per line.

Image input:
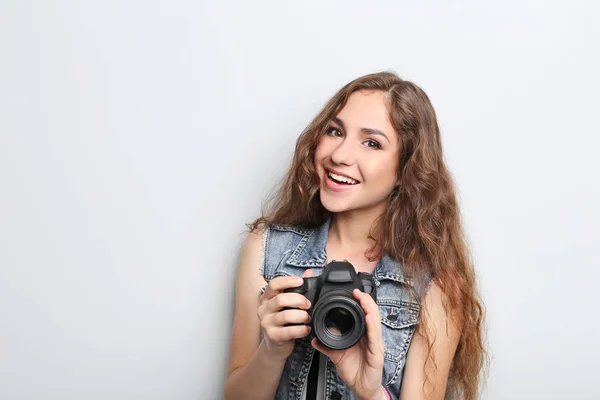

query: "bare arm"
left=223, top=230, right=312, bottom=400
left=223, top=230, right=285, bottom=400
left=399, top=282, right=461, bottom=400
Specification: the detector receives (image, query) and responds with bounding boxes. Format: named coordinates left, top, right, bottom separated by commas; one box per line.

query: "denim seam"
left=260, top=227, right=269, bottom=280
left=381, top=318, right=419, bottom=330
left=377, top=298, right=421, bottom=310
left=291, top=346, right=314, bottom=399
left=384, top=358, right=402, bottom=386
left=376, top=273, right=414, bottom=287
left=270, top=224, right=311, bottom=235
left=286, top=230, right=313, bottom=264
left=324, top=356, right=330, bottom=399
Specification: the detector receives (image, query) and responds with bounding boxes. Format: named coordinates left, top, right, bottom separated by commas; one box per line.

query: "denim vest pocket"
left=378, top=301, right=419, bottom=386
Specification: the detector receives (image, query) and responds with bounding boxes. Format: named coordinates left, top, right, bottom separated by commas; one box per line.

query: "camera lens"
left=311, top=293, right=366, bottom=350
left=324, top=307, right=354, bottom=337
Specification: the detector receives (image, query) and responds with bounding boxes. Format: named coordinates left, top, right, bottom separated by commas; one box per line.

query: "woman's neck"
left=326, top=210, right=383, bottom=273
left=327, top=209, right=383, bottom=252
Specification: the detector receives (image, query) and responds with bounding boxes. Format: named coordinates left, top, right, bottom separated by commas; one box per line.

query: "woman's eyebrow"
left=333, top=117, right=390, bottom=143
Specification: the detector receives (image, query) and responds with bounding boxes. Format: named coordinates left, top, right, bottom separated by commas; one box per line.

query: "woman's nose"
left=330, top=138, right=355, bottom=166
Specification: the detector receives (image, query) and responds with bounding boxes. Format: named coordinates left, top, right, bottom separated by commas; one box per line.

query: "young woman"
left=224, top=72, right=487, bottom=400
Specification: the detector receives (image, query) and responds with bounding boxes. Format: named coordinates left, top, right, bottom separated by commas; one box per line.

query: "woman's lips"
left=327, top=168, right=359, bottom=183
left=324, top=172, right=359, bottom=192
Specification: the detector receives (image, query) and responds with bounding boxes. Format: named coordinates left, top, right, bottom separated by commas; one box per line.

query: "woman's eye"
left=325, top=126, right=343, bottom=137
left=365, top=140, right=382, bottom=149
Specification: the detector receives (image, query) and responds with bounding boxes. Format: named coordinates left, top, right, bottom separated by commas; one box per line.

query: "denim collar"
left=282, top=216, right=414, bottom=287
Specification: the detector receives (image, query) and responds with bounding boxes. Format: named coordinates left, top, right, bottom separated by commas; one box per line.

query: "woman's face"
left=314, top=90, right=400, bottom=215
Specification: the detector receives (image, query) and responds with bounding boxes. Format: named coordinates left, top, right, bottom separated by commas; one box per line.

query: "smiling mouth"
left=327, top=171, right=359, bottom=185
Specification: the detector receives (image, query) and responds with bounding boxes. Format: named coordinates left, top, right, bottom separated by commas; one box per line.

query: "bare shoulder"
left=235, top=227, right=268, bottom=303
left=399, top=280, right=461, bottom=400
left=422, top=281, right=461, bottom=333
left=225, top=227, right=268, bottom=376
left=238, top=228, right=266, bottom=275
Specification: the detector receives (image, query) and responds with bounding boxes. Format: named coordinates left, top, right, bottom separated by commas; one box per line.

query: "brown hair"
left=249, top=71, right=488, bottom=399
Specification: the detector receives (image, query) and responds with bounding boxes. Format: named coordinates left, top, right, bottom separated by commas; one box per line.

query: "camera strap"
left=306, top=350, right=320, bottom=399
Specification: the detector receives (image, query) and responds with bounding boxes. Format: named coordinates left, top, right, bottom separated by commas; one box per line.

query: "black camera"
left=283, top=260, right=376, bottom=350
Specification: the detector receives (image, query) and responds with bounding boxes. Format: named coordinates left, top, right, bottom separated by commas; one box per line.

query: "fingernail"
left=306, top=299, right=311, bottom=308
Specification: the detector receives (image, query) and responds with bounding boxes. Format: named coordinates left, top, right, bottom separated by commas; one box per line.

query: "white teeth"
left=328, top=172, right=358, bottom=185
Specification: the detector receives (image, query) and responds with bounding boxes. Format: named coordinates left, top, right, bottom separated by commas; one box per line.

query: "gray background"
left=1, top=1, right=599, bottom=399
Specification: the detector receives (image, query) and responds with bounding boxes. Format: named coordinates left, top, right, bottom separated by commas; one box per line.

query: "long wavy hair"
left=249, top=71, right=488, bottom=399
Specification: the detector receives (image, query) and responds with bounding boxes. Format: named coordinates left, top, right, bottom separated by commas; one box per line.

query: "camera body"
left=284, top=260, right=376, bottom=350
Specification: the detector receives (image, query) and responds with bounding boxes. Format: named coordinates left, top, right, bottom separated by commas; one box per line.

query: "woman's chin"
left=320, top=194, right=353, bottom=213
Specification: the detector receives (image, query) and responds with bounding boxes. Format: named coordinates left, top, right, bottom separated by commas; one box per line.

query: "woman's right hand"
left=257, top=269, right=315, bottom=362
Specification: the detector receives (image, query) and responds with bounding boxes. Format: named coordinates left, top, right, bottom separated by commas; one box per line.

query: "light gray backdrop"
left=1, top=1, right=598, bottom=399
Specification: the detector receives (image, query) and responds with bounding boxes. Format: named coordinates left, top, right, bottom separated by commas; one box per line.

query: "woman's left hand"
left=311, top=289, right=385, bottom=400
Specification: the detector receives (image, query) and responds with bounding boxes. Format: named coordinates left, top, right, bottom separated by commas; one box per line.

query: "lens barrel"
left=311, top=291, right=366, bottom=350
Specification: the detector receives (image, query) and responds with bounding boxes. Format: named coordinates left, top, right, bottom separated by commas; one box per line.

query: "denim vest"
left=261, top=217, right=432, bottom=400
